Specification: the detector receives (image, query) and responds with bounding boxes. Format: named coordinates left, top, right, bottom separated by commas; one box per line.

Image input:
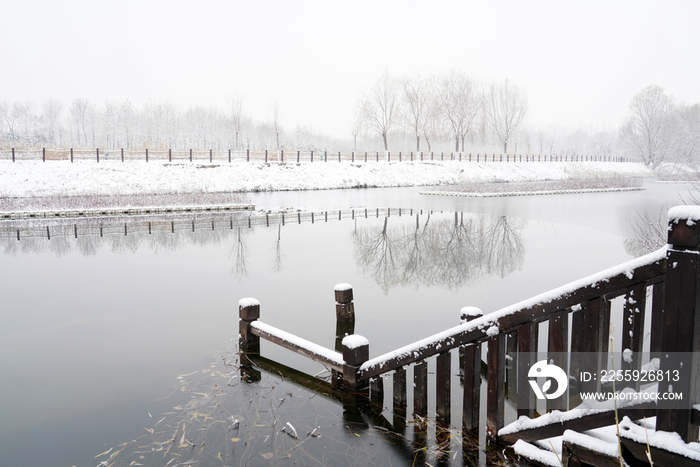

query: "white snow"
left=422, top=187, right=644, bottom=197
left=0, top=160, right=653, bottom=198
left=562, top=429, right=621, bottom=457
left=460, top=306, right=483, bottom=317
left=238, top=297, right=260, bottom=308
left=623, top=348, right=634, bottom=364
left=669, top=205, right=700, bottom=224
left=334, top=283, right=352, bottom=291
left=512, top=440, right=562, bottom=467
left=342, top=334, right=369, bottom=350
left=619, top=416, right=700, bottom=461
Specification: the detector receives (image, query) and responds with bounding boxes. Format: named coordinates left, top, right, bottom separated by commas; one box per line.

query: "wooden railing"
left=1, top=147, right=629, bottom=163
left=239, top=206, right=700, bottom=448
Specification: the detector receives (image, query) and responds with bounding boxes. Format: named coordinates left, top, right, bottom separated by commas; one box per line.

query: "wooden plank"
left=621, top=283, right=647, bottom=390
left=413, top=360, right=428, bottom=417
left=517, top=322, right=537, bottom=418
left=486, top=334, right=506, bottom=438
left=548, top=310, right=568, bottom=412
left=358, top=260, right=665, bottom=381
left=393, top=367, right=407, bottom=408
left=649, top=281, right=665, bottom=354
left=499, top=402, right=657, bottom=444
left=435, top=351, right=451, bottom=423
left=251, top=324, right=343, bottom=372
left=462, top=343, right=481, bottom=432
left=621, top=435, right=700, bottom=467
left=563, top=440, right=622, bottom=467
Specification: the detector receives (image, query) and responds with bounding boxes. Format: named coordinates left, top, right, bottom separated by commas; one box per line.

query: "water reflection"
left=2, top=209, right=525, bottom=290
left=353, top=212, right=525, bottom=293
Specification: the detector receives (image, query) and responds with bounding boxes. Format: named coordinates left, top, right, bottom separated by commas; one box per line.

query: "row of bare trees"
left=621, top=85, right=700, bottom=168
left=0, top=96, right=342, bottom=152
left=356, top=71, right=528, bottom=153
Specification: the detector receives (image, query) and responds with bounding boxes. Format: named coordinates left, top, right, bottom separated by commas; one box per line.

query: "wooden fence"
left=239, top=206, right=700, bottom=466
left=0, top=147, right=629, bottom=163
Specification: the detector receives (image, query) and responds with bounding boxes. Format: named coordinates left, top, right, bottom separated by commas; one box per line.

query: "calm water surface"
left=0, top=180, right=694, bottom=466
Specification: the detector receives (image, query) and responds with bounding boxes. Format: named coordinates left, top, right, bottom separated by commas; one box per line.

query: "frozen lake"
left=0, top=180, right=694, bottom=466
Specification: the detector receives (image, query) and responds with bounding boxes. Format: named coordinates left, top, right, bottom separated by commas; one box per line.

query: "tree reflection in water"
left=353, top=212, right=525, bottom=293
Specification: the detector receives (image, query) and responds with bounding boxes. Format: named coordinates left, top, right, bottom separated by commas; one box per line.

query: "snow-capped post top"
left=334, top=283, right=353, bottom=303
left=238, top=297, right=260, bottom=321
left=460, top=306, right=483, bottom=323
left=668, top=205, right=700, bottom=248
left=342, top=334, right=369, bottom=366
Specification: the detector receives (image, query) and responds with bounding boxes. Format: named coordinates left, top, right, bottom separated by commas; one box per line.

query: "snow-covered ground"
left=0, top=160, right=654, bottom=199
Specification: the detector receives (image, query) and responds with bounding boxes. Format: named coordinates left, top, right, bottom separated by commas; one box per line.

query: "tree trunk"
left=455, top=135, right=459, bottom=152
left=416, top=134, right=420, bottom=152
left=382, top=132, right=388, bottom=151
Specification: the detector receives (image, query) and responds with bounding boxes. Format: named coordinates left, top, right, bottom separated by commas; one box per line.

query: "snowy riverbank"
left=0, top=160, right=654, bottom=199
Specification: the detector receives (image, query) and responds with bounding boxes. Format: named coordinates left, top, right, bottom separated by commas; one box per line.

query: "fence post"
left=297, top=150, right=300, bottom=163
left=190, top=149, right=193, bottom=162
left=324, top=150, right=327, bottom=162
left=311, top=150, right=314, bottom=162
left=228, top=149, right=231, bottom=163
left=209, top=148, right=212, bottom=163
left=656, top=206, right=700, bottom=442
left=96, top=147, right=99, bottom=163
left=239, top=298, right=260, bottom=353
left=281, top=149, right=284, bottom=163
left=265, top=150, right=268, bottom=163
left=70, top=148, right=73, bottom=163
left=12, top=148, right=15, bottom=162
left=42, top=147, right=45, bottom=162
left=121, top=148, right=124, bottom=162
left=246, top=149, right=249, bottom=162
left=342, top=335, right=369, bottom=391
left=334, top=284, right=355, bottom=386
left=388, top=151, right=390, bottom=162
left=145, top=148, right=148, bottom=162
left=338, top=151, right=341, bottom=162
left=169, top=149, right=172, bottom=162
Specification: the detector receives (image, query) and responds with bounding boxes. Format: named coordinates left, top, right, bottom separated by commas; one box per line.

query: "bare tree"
left=484, top=80, right=528, bottom=154
left=229, top=96, right=244, bottom=150
left=69, top=98, right=91, bottom=146
left=676, top=103, right=700, bottom=164
left=271, top=100, right=280, bottom=150
left=620, top=85, right=676, bottom=168
left=399, top=75, right=432, bottom=152
left=42, top=97, right=63, bottom=145
left=359, top=72, right=398, bottom=151
left=436, top=72, right=482, bottom=152
left=1, top=101, right=23, bottom=142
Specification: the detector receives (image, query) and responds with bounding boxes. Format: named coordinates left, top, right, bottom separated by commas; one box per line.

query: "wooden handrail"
left=358, top=248, right=666, bottom=381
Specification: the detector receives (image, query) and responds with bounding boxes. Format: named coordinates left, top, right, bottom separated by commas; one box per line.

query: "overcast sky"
left=2, top=0, right=698, bottom=139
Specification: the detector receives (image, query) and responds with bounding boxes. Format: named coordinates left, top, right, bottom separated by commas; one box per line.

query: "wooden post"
left=190, top=148, right=193, bottom=162
left=42, top=147, right=45, bottom=162
left=486, top=333, right=506, bottom=439
left=169, top=148, right=172, bottom=162
left=436, top=351, right=451, bottom=423
left=311, top=150, right=314, bottom=162
left=518, top=321, right=538, bottom=418
left=70, top=148, right=73, bottom=163
left=657, top=206, right=700, bottom=442
left=12, top=148, right=15, bottom=162
left=265, top=150, right=268, bottom=163
left=238, top=298, right=260, bottom=353
left=228, top=149, right=231, bottom=163
left=461, top=308, right=483, bottom=432
left=121, top=147, right=124, bottom=162
left=96, top=147, right=99, bottom=163
left=145, top=148, right=148, bottom=162
left=281, top=149, right=284, bottom=162
left=547, top=310, right=568, bottom=412
left=338, top=151, right=341, bottom=162
left=297, top=150, right=300, bottom=163
left=342, top=335, right=369, bottom=391
left=246, top=149, right=249, bottom=162
left=209, top=148, right=212, bottom=162
left=324, top=150, right=327, bottom=162
left=414, top=360, right=428, bottom=416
